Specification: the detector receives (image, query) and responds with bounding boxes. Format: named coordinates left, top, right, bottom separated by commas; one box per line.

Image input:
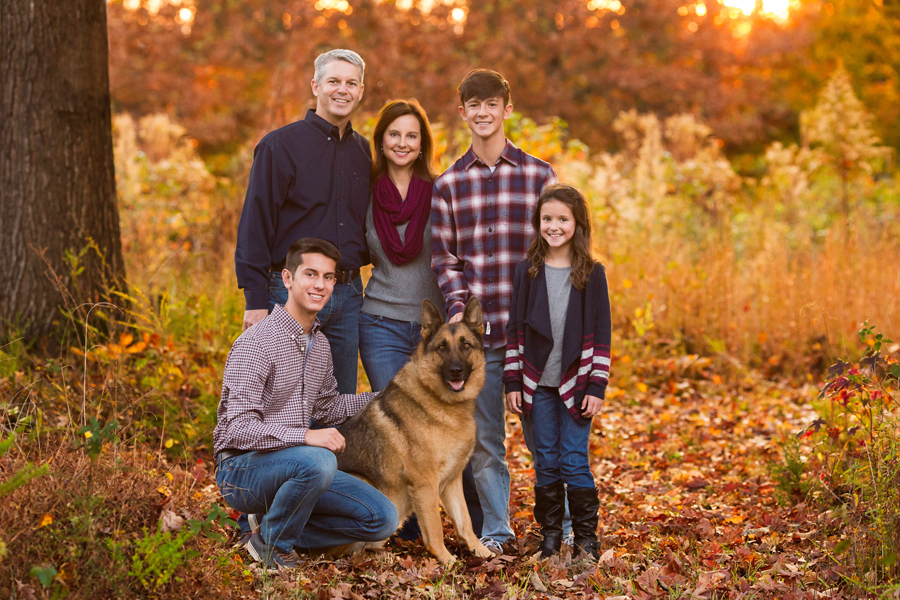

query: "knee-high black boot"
left=567, top=486, right=600, bottom=559
left=533, top=481, right=566, bottom=557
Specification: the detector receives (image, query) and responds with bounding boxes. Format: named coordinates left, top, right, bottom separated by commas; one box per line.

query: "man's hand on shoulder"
left=448, top=313, right=463, bottom=324
left=243, top=309, right=268, bottom=331
left=305, top=428, right=346, bottom=453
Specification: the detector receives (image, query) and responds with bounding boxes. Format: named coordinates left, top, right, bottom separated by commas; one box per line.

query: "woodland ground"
left=2, top=349, right=889, bottom=599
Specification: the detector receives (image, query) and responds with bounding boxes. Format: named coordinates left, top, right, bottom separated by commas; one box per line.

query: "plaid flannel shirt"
left=213, top=305, right=375, bottom=455
left=431, top=140, right=557, bottom=349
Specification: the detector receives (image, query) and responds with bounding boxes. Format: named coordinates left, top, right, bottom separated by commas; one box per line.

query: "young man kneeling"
left=214, top=238, right=398, bottom=569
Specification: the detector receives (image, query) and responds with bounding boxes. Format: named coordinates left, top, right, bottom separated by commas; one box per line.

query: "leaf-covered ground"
left=205, top=362, right=854, bottom=599
left=4, top=355, right=866, bottom=599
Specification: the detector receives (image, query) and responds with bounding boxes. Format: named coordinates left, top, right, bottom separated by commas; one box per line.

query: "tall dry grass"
left=110, top=67, right=899, bottom=375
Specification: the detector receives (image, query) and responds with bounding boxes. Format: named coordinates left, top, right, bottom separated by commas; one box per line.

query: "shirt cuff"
left=244, top=287, right=269, bottom=311
left=504, top=380, right=523, bottom=395
left=448, top=300, right=466, bottom=319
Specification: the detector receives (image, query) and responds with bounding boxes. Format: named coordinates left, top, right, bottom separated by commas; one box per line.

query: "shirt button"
left=489, top=253, right=493, bottom=257
left=488, top=227, right=493, bottom=233
left=327, top=137, right=331, bottom=140
left=489, top=301, right=493, bottom=306
left=489, top=277, right=493, bottom=282
left=340, top=222, right=344, bottom=226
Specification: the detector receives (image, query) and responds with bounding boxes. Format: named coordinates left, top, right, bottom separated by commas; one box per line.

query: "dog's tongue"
left=449, top=380, right=465, bottom=391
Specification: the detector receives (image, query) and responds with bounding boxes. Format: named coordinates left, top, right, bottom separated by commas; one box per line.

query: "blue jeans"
left=466, top=347, right=514, bottom=543
left=217, top=446, right=399, bottom=554
left=524, top=386, right=595, bottom=489
left=269, top=271, right=363, bottom=394
left=358, top=312, right=421, bottom=392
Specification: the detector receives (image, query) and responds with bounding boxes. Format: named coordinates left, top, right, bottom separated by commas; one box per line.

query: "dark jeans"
left=218, top=447, right=398, bottom=553
left=524, top=386, right=595, bottom=488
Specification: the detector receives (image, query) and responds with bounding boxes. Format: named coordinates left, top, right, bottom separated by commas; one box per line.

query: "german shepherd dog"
left=336, top=297, right=493, bottom=563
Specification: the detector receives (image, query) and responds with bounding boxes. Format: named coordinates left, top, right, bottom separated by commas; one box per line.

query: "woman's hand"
left=506, top=391, right=523, bottom=415
left=580, top=394, right=603, bottom=418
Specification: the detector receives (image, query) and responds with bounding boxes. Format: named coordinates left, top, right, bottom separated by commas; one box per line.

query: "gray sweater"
left=362, top=199, right=446, bottom=323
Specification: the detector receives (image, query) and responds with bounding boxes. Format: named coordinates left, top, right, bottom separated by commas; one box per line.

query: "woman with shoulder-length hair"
left=359, top=99, right=445, bottom=389
left=360, top=100, right=483, bottom=541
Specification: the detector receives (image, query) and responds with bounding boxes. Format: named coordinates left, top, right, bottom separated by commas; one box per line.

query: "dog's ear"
left=462, top=297, right=484, bottom=337
left=420, top=299, right=444, bottom=341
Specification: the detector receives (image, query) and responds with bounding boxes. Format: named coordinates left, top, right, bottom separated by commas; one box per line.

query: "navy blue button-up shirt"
left=235, top=109, right=372, bottom=310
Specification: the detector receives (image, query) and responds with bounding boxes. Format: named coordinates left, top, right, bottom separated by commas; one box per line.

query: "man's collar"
left=271, top=304, right=321, bottom=338
left=304, top=109, right=354, bottom=140
left=462, top=139, right=520, bottom=170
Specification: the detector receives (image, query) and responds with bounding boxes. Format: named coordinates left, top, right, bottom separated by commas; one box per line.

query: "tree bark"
left=1, top=0, right=125, bottom=342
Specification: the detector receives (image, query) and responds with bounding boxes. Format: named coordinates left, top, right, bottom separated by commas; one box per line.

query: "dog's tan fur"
left=335, top=297, right=492, bottom=563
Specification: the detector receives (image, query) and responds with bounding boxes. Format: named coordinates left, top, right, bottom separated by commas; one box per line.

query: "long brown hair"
left=370, top=99, right=437, bottom=184
left=527, top=183, right=595, bottom=290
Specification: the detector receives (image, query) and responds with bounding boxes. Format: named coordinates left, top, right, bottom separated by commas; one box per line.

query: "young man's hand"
left=506, top=391, right=523, bottom=415
left=243, top=309, right=268, bottom=331
left=305, top=428, right=346, bottom=453
left=581, top=394, right=603, bottom=418
left=448, top=313, right=463, bottom=324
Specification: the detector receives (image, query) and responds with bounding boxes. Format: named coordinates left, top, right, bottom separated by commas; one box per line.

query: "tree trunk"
left=1, top=0, right=125, bottom=342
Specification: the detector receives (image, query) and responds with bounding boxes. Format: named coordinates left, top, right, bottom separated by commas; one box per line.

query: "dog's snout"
left=448, top=365, right=464, bottom=380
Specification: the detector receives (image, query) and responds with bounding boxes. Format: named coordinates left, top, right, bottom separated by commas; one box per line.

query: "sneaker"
left=233, top=530, right=253, bottom=549
left=563, top=533, right=574, bottom=547
left=247, top=532, right=301, bottom=570
left=479, top=536, right=504, bottom=555
left=247, top=513, right=263, bottom=533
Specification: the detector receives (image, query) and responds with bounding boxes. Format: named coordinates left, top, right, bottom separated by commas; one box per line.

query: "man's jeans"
left=464, top=347, right=514, bottom=543
left=523, top=386, right=595, bottom=489
left=269, top=271, right=363, bottom=394
left=217, top=446, right=399, bottom=554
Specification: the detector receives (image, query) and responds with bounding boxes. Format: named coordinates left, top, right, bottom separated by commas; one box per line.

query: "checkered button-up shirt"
left=213, top=305, right=375, bottom=455
left=431, top=140, right=557, bottom=349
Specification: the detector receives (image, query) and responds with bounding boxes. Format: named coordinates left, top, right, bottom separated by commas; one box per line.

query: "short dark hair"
left=458, top=69, right=511, bottom=107
left=285, top=238, right=340, bottom=276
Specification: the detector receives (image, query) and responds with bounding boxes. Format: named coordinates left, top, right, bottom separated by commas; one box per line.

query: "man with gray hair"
left=236, top=48, right=370, bottom=393
left=233, top=49, right=371, bottom=549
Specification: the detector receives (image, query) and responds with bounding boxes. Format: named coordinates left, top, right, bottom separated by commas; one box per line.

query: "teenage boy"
left=215, top=238, right=399, bottom=570
left=235, top=49, right=371, bottom=395
left=431, top=69, right=557, bottom=552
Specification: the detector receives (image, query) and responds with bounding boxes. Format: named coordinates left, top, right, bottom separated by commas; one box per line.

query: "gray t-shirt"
left=362, top=199, right=446, bottom=323
left=538, top=265, right=572, bottom=387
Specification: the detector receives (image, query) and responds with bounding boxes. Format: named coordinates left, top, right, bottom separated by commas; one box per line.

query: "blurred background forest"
left=106, top=0, right=899, bottom=371
left=3, top=1, right=900, bottom=597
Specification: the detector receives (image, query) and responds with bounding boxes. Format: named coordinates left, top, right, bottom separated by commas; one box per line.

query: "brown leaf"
left=529, top=571, right=547, bottom=593
left=695, top=518, right=714, bottom=537
left=684, top=477, right=711, bottom=490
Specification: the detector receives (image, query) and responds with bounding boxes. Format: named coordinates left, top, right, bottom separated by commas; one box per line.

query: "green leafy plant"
left=797, top=321, right=900, bottom=587
left=0, top=417, right=50, bottom=498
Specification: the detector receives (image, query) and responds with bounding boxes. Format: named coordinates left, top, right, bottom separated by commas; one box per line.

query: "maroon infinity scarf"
left=372, top=173, right=431, bottom=265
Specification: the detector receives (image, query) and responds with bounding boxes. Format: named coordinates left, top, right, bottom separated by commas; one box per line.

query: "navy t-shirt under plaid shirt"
left=213, top=305, right=375, bottom=455
left=431, top=140, right=556, bottom=349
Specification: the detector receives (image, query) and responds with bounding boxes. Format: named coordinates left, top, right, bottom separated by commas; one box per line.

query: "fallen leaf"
left=529, top=571, right=547, bottom=592
left=159, top=509, right=184, bottom=533
left=38, top=514, right=53, bottom=528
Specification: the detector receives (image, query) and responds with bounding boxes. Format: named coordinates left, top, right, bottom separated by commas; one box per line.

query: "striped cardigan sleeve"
left=503, top=262, right=525, bottom=394
left=586, top=265, right=611, bottom=398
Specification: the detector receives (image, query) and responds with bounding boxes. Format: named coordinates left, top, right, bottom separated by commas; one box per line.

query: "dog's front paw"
left=436, top=551, right=457, bottom=565
left=472, top=542, right=494, bottom=558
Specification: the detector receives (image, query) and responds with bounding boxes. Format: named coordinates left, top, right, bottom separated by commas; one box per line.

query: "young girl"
left=504, top=183, right=611, bottom=559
